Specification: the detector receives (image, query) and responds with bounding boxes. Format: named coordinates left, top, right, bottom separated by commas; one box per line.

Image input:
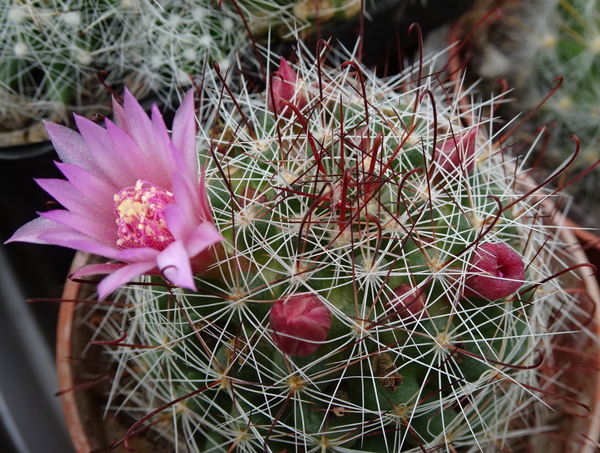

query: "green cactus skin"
left=90, top=46, right=594, bottom=453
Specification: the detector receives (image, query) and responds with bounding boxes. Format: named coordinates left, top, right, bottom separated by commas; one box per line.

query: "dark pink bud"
left=270, top=293, right=331, bottom=356
left=434, top=128, right=478, bottom=173
left=464, top=243, right=525, bottom=300
left=268, top=57, right=308, bottom=117
left=390, top=284, right=426, bottom=319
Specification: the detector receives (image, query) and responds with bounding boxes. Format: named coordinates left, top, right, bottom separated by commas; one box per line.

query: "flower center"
left=114, top=180, right=175, bottom=250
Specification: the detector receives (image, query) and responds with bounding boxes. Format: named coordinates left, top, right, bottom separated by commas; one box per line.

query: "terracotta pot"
left=529, top=209, right=600, bottom=453
left=56, top=252, right=172, bottom=453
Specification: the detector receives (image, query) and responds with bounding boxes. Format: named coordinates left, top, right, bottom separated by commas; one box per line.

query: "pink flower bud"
left=434, top=128, right=478, bottom=173
left=268, top=57, right=308, bottom=117
left=390, top=284, right=427, bottom=319
left=464, top=243, right=525, bottom=300
left=270, top=293, right=331, bottom=356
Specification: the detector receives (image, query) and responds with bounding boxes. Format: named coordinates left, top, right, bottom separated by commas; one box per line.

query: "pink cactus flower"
left=6, top=90, right=223, bottom=299
left=268, top=56, right=308, bottom=117
left=464, top=243, right=525, bottom=300
left=434, top=128, right=478, bottom=173
left=270, top=293, right=332, bottom=357
left=390, top=284, right=427, bottom=319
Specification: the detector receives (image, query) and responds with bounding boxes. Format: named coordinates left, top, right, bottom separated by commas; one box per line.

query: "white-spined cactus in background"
left=0, top=0, right=371, bottom=135
left=0, top=0, right=139, bottom=131
left=461, top=0, right=600, bottom=227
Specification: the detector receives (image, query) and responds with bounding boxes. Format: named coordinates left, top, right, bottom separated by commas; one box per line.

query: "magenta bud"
left=434, top=128, right=478, bottom=173
left=270, top=293, right=331, bottom=356
left=268, top=57, right=308, bottom=117
left=464, top=243, right=525, bottom=300
left=390, top=284, right=426, bottom=319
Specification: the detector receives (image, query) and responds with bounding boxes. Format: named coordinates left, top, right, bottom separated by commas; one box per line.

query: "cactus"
left=527, top=0, right=600, bottom=227
left=124, top=0, right=246, bottom=105
left=0, top=0, right=374, bottom=133
left=0, top=0, right=141, bottom=130
left=461, top=0, right=600, bottom=226
left=68, top=43, right=598, bottom=453
left=238, top=0, right=364, bottom=36
left=124, top=0, right=375, bottom=106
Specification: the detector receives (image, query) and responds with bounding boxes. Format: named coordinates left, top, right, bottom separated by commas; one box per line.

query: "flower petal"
left=45, top=122, right=100, bottom=175
left=197, top=168, right=214, bottom=221
left=164, top=203, right=193, bottom=241
left=172, top=90, right=198, bottom=180
left=116, top=247, right=160, bottom=263
left=7, top=217, right=115, bottom=256
left=151, top=104, right=178, bottom=177
left=186, top=222, right=224, bottom=258
left=36, top=227, right=121, bottom=259
left=96, top=261, right=157, bottom=300
left=39, top=209, right=116, bottom=244
left=111, top=96, right=129, bottom=133
left=56, top=161, right=117, bottom=208
left=156, top=240, right=196, bottom=291
left=5, top=217, right=67, bottom=245
left=71, top=262, right=126, bottom=279
left=74, top=114, right=137, bottom=188
left=171, top=171, right=201, bottom=224
left=105, top=119, right=167, bottom=188
left=35, top=178, right=111, bottom=217
left=123, top=90, right=160, bottom=163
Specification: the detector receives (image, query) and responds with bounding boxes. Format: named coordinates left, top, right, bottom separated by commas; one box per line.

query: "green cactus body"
left=94, top=48, right=592, bottom=452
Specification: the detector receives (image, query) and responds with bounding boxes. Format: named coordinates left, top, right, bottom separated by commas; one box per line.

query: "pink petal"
left=111, top=96, right=129, bottom=133
left=36, top=228, right=121, bottom=259
left=172, top=90, right=198, bottom=180
left=156, top=240, right=196, bottom=290
left=171, top=171, right=201, bottom=224
left=74, top=115, right=137, bottom=188
left=105, top=119, right=168, bottom=188
left=71, top=262, right=127, bottom=279
left=6, top=217, right=116, bottom=257
left=164, top=204, right=193, bottom=240
left=116, top=247, right=160, bottom=263
left=35, top=178, right=111, bottom=216
left=5, top=217, right=68, bottom=245
left=185, top=222, right=224, bottom=258
left=45, top=122, right=100, bottom=175
left=123, top=90, right=160, bottom=163
left=56, top=162, right=117, bottom=209
left=96, top=261, right=157, bottom=300
left=198, top=168, right=215, bottom=221
left=39, top=209, right=116, bottom=244
left=151, top=104, right=178, bottom=177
